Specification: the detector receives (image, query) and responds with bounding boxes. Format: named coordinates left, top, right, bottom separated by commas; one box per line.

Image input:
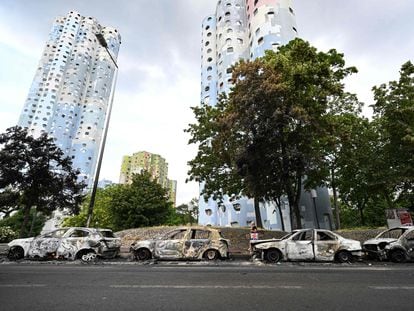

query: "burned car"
left=362, top=226, right=414, bottom=263
left=130, top=227, right=229, bottom=261
left=252, top=229, right=362, bottom=263
left=7, top=227, right=121, bottom=262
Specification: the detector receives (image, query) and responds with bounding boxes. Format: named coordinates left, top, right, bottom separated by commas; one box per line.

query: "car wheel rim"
left=137, top=249, right=149, bottom=260
left=81, top=253, right=96, bottom=262
left=269, top=252, right=279, bottom=262
left=9, top=248, right=23, bottom=260
left=206, top=250, right=216, bottom=260
left=338, top=252, right=350, bottom=262
left=392, top=251, right=404, bottom=262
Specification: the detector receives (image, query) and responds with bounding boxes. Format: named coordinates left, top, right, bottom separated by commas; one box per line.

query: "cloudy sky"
left=0, top=0, right=413, bottom=205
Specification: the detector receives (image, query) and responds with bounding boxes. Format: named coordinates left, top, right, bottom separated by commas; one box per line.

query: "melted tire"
left=265, top=249, right=282, bottom=263
left=389, top=249, right=406, bottom=263
left=135, top=248, right=151, bottom=261
left=336, top=250, right=352, bottom=263
left=8, top=247, right=24, bottom=261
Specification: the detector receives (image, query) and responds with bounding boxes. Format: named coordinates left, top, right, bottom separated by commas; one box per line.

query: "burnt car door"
left=183, top=229, right=211, bottom=259
left=401, top=229, right=414, bottom=259
left=58, top=228, right=91, bottom=259
left=286, top=230, right=315, bottom=261
left=155, top=229, right=187, bottom=259
left=314, top=230, right=338, bottom=261
left=98, top=229, right=121, bottom=255
left=28, top=228, right=69, bottom=258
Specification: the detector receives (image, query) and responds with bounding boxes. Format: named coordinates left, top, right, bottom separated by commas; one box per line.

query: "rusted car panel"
left=130, top=227, right=230, bottom=261
left=7, top=227, right=121, bottom=261
left=252, top=229, right=362, bottom=263
left=362, top=226, right=414, bottom=262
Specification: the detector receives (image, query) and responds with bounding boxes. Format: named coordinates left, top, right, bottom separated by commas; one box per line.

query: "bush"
left=0, top=226, right=18, bottom=242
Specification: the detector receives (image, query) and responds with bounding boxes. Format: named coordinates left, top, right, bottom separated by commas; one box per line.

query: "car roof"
left=385, top=226, right=414, bottom=230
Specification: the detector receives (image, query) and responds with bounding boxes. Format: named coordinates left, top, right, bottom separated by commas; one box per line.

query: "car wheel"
left=135, top=248, right=151, bottom=261
left=81, top=251, right=97, bottom=262
left=389, top=249, right=406, bottom=263
left=336, top=250, right=352, bottom=263
left=204, top=249, right=219, bottom=261
left=8, top=246, right=24, bottom=260
left=265, top=249, right=282, bottom=263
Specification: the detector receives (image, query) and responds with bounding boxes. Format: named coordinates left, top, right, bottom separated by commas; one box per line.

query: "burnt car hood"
left=8, top=237, right=34, bottom=246
left=251, top=238, right=282, bottom=246
left=363, top=238, right=397, bottom=245
left=131, top=239, right=156, bottom=249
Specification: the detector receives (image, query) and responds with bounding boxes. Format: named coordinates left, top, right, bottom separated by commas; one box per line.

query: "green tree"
left=186, top=39, right=357, bottom=229
left=109, top=171, right=174, bottom=231
left=63, top=185, right=117, bottom=228
left=334, top=118, right=383, bottom=226
left=0, top=126, right=85, bottom=237
left=173, top=198, right=199, bottom=225
left=372, top=61, right=414, bottom=209
left=0, top=208, right=47, bottom=237
left=322, top=106, right=368, bottom=229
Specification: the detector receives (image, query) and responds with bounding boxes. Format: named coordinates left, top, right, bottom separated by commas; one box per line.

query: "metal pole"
left=310, top=189, right=320, bottom=229
left=86, top=34, right=118, bottom=227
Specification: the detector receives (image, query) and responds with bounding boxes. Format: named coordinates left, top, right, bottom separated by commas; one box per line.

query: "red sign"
left=397, top=210, right=413, bottom=226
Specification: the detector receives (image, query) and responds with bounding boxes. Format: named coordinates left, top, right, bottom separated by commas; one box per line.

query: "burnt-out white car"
left=130, top=227, right=230, bottom=261
left=7, top=227, right=121, bottom=262
left=252, top=229, right=362, bottom=263
left=363, top=226, right=414, bottom=263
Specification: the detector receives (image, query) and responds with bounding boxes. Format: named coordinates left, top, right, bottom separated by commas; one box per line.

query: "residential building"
left=119, top=151, right=177, bottom=206
left=98, top=179, right=114, bottom=188
left=17, top=11, right=121, bottom=188
left=198, top=0, right=334, bottom=231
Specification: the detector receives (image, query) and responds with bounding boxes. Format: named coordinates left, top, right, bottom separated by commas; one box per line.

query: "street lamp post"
left=310, top=189, right=320, bottom=229
left=86, top=33, right=118, bottom=227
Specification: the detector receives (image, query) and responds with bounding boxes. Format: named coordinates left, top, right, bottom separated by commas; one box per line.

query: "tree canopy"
left=0, top=126, right=85, bottom=237
left=186, top=39, right=358, bottom=229
left=372, top=61, right=414, bottom=209
left=65, top=171, right=181, bottom=231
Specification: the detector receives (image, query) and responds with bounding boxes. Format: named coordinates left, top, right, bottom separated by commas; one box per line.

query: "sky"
left=0, top=0, right=413, bottom=206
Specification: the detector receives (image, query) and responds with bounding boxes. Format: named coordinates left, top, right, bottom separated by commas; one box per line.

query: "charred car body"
left=252, top=229, right=362, bottom=263
left=7, top=227, right=121, bottom=262
left=130, top=227, right=230, bottom=261
left=362, top=226, right=414, bottom=263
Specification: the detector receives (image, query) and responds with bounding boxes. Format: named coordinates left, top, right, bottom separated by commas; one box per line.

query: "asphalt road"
left=1, top=262, right=414, bottom=311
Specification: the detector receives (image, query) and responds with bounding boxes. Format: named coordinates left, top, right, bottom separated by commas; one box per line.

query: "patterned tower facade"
left=201, top=0, right=296, bottom=107
left=18, top=11, right=121, bottom=187
left=199, top=0, right=298, bottom=230
left=119, top=151, right=177, bottom=206
left=199, top=1, right=335, bottom=231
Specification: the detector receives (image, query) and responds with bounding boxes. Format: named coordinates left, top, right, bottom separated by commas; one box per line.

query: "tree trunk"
left=383, top=191, right=394, bottom=209
left=274, top=198, right=285, bottom=232
left=20, top=205, right=32, bottom=238
left=29, top=207, right=37, bottom=237
left=292, top=175, right=303, bottom=230
left=331, top=168, right=341, bottom=230
left=359, top=201, right=366, bottom=226
left=254, top=197, right=263, bottom=228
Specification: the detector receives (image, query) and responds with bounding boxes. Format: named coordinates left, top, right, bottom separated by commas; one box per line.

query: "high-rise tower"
left=119, top=151, right=177, bottom=206
left=199, top=1, right=334, bottom=231
left=18, top=11, right=121, bottom=187
left=201, top=0, right=297, bottom=107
